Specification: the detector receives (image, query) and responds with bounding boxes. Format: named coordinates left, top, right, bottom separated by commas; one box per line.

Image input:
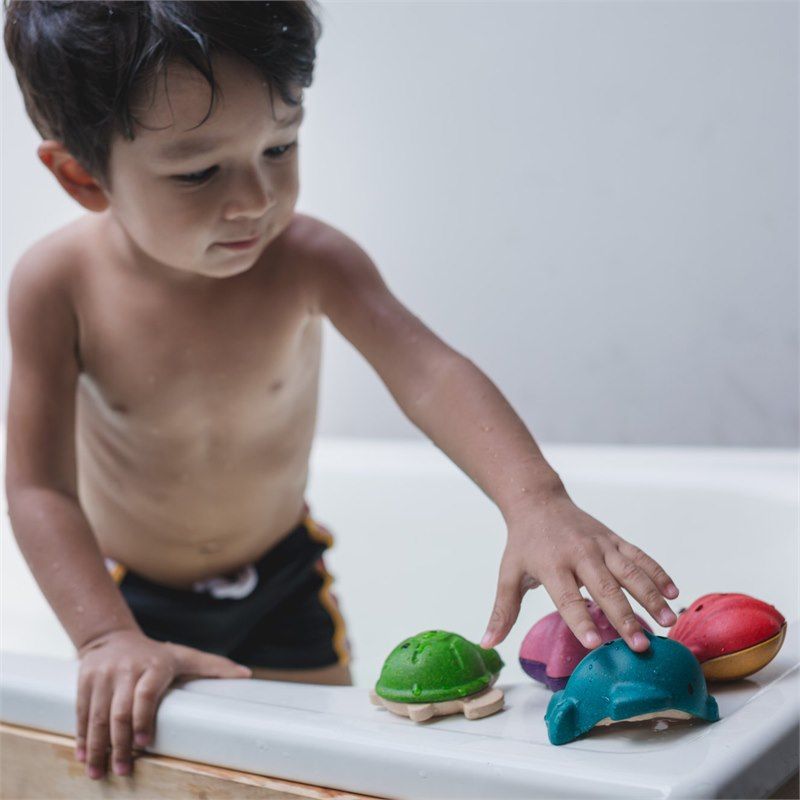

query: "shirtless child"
left=3, top=0, right=680, bottom=782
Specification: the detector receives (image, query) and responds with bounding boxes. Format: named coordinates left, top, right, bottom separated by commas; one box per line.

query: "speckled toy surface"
left=544, top=630, right=720, bottom=746
left=370, top=630, right=505, bottom=722
left=668, top=592, right=787, bottom=681
left=519, top=599, right=653, bottom=691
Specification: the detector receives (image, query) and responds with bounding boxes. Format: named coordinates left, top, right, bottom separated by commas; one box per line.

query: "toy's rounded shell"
left=375, top=630, right=504, bottom=704
left=545, top=631, right=719, bottom=745
left=668, top=593, right=786, bottom=681
left=519, top=600, right=652, bottom=691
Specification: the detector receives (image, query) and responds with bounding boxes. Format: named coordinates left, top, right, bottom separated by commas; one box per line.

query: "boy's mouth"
left=215, top=234, right=262, bottom=250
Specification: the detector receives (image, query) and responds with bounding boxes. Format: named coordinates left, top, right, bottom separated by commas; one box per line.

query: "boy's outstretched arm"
left=311, top=221, right=679, bottom=653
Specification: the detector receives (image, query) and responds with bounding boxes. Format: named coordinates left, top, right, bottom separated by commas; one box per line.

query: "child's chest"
left=73, top=258, right=321, bottom=436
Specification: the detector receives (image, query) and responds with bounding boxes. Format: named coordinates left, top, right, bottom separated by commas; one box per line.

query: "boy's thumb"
left=481, top=573, right=522, bottom=649
left=176, top=646, right=252, bottom=678
left=206, top=655, right=252, bottom=678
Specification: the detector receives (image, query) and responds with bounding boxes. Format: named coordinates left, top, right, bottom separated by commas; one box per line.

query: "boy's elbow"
left=6, top=481, right=79, bottom=517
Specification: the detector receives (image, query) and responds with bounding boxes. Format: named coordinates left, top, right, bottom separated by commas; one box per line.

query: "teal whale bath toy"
left=545, top=630, right=719, bottom=745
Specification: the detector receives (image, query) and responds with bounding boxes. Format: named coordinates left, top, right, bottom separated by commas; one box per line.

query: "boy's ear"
left=37, top=140, right=110, bottom=213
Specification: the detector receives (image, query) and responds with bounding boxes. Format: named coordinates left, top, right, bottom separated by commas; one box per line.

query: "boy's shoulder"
left=285, top=212, right=376, bottom=290
left=7, top=215, right=88, bottom=302
left=286, top=212, right=362, bottom=262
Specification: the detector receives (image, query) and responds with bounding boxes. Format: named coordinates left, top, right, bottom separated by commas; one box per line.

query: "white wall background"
left=2, top=0, right=797, bottom=446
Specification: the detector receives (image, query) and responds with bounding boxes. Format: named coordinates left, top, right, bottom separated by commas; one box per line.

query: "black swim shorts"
left=104, top=513, right=351, bottom=670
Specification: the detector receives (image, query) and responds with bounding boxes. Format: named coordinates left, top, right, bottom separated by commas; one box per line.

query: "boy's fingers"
left=85, top=675, right=113, bottom=779
left=109, top=674, right=137, bottom=776
left=542, top=571, right=601, bottom=648
left=75, top=672, right=92, bottom=762
left=481, top=568, right=523, bottom=648
left=132, top=668, right=172, bottom=749
left=604, top=548, right=677, bottom=628
left=614, top=539, right=679, bottom=599
left=576, top=561, right=649, bottom=652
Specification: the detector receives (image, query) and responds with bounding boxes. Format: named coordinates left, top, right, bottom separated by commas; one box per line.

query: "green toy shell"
left=375, top=630, right=504, bottom=703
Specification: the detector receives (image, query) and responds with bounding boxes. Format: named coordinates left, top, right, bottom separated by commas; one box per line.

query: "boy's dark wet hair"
left=3, top=0, right=322, bottom=190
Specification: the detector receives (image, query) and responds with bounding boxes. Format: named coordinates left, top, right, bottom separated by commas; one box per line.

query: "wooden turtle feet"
left=369, top=686, right=504, bottom=722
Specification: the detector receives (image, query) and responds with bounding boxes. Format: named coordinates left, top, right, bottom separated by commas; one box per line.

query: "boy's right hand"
left=76, top=629, right=252, bottom=779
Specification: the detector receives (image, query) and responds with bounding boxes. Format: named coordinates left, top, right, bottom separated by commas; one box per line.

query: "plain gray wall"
left=2, top=1, right=797, bottom=446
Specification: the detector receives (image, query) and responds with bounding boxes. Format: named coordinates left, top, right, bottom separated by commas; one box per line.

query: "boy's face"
left=103, top=51, right=303, bottom=281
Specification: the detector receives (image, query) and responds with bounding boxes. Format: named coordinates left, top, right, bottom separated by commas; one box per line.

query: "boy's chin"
left=195, top=247, right=265, bottom=278
left=200, top=259, right=258, bottom=279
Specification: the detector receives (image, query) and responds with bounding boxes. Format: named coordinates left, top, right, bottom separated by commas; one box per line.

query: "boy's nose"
left=223, top=172, right=276, bottom=219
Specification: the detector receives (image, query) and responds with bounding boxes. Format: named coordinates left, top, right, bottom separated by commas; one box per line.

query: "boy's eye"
left=172, top=142, right=297, bottom=185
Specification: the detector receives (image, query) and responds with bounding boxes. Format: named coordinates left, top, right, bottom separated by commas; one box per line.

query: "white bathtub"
left=2, top=433, right=798, bottom=798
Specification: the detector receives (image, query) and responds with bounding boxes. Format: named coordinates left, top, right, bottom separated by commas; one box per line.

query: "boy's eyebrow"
left=154, top=107, right=304, bottom=161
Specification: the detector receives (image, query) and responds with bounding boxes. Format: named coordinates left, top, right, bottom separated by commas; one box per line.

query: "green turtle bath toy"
left=370, top=630, right=505, bottom=722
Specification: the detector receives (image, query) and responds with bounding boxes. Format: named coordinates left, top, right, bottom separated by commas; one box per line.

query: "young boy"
left=3, top=0, right=680, bottom=782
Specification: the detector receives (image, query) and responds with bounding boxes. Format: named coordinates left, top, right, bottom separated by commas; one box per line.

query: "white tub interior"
left=2, top=431, right=798, bottom=797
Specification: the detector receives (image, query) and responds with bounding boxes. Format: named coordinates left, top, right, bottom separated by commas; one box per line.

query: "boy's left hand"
left=481, top=489, right=679, bottom=653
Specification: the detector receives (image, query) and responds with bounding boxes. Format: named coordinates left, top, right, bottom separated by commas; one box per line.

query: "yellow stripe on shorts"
left=305, top=515, right=351, bottom=667
left=108, top=561, right=127, bottom=585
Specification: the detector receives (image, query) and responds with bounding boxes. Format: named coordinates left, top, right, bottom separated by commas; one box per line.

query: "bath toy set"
left=371, top=592, right=787, bottom=746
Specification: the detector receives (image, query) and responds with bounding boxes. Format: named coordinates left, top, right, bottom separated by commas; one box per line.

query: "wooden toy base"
left=594, top=709, right=694, bottom=726
left=369, top=686, right=504, bottom=722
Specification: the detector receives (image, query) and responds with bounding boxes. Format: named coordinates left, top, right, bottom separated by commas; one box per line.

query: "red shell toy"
left=668, top=593, right=787, bottom=681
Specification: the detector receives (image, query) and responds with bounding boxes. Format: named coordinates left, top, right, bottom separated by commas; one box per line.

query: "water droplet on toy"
left=411, top=683, right=421, bottom=697
left=76, top=605, right=85, bottom=614
left=653, top=719, right=669, bottom=732
left=281, top=24, right=288, bottom=32
left=418, top=770, right=428, bottom=779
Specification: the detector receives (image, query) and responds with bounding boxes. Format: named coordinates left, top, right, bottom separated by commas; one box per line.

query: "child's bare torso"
left=65, top=211, right=322, bottom=588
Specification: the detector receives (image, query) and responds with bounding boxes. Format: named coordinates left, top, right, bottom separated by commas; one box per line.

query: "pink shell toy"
left=519, top=599, right=653, bottom=691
